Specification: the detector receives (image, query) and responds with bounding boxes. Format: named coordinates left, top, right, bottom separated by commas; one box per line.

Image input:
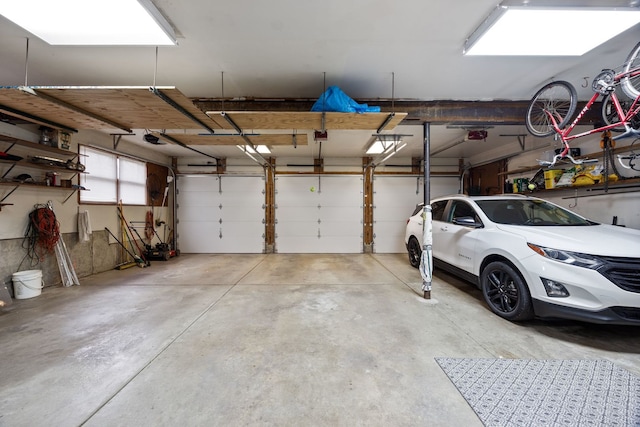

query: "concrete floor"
left=1, top=253, right=640, bottom=427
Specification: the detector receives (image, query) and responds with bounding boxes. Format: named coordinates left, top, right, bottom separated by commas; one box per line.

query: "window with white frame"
left=79, top=146, right=147, bottom=205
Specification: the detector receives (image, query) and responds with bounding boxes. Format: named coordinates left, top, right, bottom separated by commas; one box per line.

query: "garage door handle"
left=440, top=226, right=448, bottom=231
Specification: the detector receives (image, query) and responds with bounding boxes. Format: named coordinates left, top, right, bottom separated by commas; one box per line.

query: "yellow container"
left=543, top=170, right=564, bottom=189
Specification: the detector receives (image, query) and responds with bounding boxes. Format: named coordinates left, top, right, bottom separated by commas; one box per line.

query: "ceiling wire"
left=153, top=46, right=158, bottom=88
left=221, top=71, right=225, bottom=112
left=391, top=71, right=395, bottom=112
left=24, top=38, right=29, bottom=86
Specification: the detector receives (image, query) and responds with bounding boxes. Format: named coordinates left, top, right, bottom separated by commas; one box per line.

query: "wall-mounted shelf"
left=0, top=135, right=87, bottom=209
left=499, top=142, right=637, bottom=177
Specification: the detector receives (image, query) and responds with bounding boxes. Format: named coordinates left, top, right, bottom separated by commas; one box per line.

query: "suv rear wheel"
left=481, top=261, right=534, bottom=321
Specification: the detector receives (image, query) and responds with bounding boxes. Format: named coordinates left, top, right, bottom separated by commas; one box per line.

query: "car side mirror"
left=452, top=216, right=482, bottom=228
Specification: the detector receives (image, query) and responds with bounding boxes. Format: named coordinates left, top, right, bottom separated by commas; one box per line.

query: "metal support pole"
left=421, top=122, right=433, bottom=299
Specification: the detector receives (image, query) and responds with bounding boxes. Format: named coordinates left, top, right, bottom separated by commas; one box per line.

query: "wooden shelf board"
left=154, top=132, right=308, bottom=146
left=0, top=86, right=223, bottom=132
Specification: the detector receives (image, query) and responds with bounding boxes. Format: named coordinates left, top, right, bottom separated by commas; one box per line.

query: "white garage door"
left=373, top=175, right=459, bottom=253
left=276, top=175, right=363, bottom=253
left=176, top=175, right=265, bottom=253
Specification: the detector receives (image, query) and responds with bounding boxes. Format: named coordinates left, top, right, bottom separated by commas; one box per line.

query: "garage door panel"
left=320, top=206, right=362, bottom=219
left=277, top=222, right=319, bottom=237
left=218, top=176, right=264, bottom=192
left=179, top=210, right=220, bottom=222
left=177, top=221, right=219, bottom=252
left=220, top=209, right=265, bottom=222
left=276, top=206, right=320, bottom=221
left=177, top=176, right=221, bottom=192
left=223, top=191, right=263, bottom=205
left=276, top=175, right=362, bottom=253
left=219, top=222, right=264, bottom=238
left=320, top=221, right=362, bottom=237
left=177, top=191, right=217, bottom=208
left=373, top=176, right=458, bottom=253
left=314, top=237, right=362, bottom=253
left=177, top=175, right=264, bottom=253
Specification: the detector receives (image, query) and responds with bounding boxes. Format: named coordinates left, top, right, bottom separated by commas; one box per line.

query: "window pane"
left=80, top=146, right=117, bottom=203
left=119, top=157, right=146, bottom=205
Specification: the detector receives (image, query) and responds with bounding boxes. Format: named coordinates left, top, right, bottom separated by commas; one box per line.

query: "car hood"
left=496, top=223, right=640, bottom=257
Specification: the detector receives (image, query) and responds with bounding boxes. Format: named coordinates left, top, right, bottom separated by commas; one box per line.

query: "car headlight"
left=527, top=243, right=604, bottom=269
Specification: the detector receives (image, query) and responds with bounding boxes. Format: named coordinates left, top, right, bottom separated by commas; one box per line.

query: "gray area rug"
left=435, top=358, right=640, bottom=427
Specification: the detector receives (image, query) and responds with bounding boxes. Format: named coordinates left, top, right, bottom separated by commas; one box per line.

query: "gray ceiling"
left=1, top=0, right=639, bottom=163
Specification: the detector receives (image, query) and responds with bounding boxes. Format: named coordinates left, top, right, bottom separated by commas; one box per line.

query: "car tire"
left=480, top=261, right=534, bottom=321
left=407, top=237, right=421, bottom=269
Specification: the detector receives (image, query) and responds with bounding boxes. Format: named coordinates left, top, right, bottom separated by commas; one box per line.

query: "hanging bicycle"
left=525, top=41, right=640, bottom=167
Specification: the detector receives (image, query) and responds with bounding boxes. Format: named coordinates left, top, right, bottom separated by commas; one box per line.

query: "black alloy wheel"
left=481, top=261, right=533, bottom=321
left=407, top=237, right=422, bottom=269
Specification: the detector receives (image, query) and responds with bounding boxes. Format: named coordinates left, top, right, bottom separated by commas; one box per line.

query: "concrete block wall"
left=0, top=230, right=118, bottom=297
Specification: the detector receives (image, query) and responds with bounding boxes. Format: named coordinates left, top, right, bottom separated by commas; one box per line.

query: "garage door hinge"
left=219, top=230, right=223, bottom=239
left=219, top=203, right=223, bottom=210
left=317, top=219, right=321, bottom=224
left=317, top=229, right=321, bottom=238
left=219, top=218, right=223, bottom=224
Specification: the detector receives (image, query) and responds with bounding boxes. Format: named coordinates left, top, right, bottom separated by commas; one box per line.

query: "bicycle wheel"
left=622, top=41, right=640, bottom=99
left=525, top=81, right=577, bottom=137
left=602, top=92, right=640, bottom=131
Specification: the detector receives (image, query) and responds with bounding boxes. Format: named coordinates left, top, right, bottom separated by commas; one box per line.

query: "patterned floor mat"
left=435, top=358, right=640, bottom=427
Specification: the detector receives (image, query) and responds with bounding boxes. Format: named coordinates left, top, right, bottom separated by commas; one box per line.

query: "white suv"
left=405, top=194, right=640, bottom=324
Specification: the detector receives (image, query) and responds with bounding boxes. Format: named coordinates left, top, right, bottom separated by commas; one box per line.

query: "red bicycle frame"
left=546, top=67, right=640, bottom=159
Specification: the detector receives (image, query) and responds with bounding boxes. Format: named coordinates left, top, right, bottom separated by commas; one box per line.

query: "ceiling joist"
left=205, top=111, right=407, bottom=131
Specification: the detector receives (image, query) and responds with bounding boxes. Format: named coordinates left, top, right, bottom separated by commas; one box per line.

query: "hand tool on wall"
left=104, top=227, right=148, bottom=268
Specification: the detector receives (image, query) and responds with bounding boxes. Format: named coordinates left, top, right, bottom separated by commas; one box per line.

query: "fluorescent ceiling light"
left=367, top=134, right=411, bottom=155
left=464, top=6, right=640, bottom=56
left=0, top=0, right=176, bottom=45
left=366, top=140, right=386, bottom=155
left=237, top=145, right=271, bottom=154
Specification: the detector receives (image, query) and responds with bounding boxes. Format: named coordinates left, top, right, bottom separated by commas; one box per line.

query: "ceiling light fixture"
left=0, top=0, right=177, bottom=46
left=368, top=134, right=411, bottom=165
left=367, top=134, right=411, bottom=155
left=463, top=3, right=640, bottom=56
left=236, top=145, right=271, bottom=154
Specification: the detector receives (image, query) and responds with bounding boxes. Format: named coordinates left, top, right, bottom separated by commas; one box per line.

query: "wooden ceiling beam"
left=192, top=99, right=603, bottom=126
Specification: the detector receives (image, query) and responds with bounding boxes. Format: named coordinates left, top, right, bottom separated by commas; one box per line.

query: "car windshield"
left=475, top=199, right=595, bottom=226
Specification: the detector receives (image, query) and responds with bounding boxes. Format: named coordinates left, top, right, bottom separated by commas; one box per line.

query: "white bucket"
left=12, top=270, right=44, bottom=299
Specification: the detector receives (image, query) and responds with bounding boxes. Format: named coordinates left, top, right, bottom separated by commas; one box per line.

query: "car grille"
left=598, top=256, right=640, bottom=293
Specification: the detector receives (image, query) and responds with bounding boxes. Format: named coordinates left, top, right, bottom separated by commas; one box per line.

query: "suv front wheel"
left=480, top=261, right=534, bottom=321
left=407, top=237, right=421, bottom=269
